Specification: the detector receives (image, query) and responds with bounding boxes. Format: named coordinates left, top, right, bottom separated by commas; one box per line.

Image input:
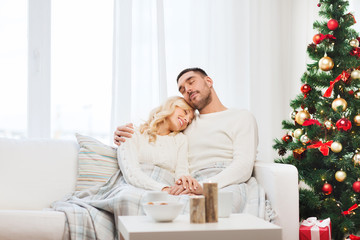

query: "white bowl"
left=143, top=201, right=184, bottom=222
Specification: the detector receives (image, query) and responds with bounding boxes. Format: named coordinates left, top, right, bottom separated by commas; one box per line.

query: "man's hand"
left=168, top=185, right=186, bottom=195
left=161, top=186, right=171, bottom=193
left=114, top=123, right=134, bottom=146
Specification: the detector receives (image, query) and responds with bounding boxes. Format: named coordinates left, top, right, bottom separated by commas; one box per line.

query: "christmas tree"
left=273, top=0, right=360, bottom=239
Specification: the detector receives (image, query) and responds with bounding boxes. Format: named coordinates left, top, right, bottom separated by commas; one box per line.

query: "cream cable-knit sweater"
left=118, top=129, right=189, bottom=191
left=184, top=109, right=259, bottom=189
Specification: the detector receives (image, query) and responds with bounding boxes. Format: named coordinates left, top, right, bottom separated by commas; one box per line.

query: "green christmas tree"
left=273, top=0, right=360, bottom=239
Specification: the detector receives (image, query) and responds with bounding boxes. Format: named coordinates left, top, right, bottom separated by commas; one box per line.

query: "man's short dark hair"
left=176, top=68, right=208, bottom=83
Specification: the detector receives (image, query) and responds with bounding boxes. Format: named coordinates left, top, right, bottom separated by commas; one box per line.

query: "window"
left=51, top=0, right=113, bottom=143
left=0, top=0, right=28, bottom=138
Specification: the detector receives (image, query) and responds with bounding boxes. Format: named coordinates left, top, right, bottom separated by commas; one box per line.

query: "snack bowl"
left=143, top=201, right=184, bottom=222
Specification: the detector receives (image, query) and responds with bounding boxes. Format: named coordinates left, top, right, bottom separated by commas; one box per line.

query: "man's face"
left=177, top=71, right=212, bottom=111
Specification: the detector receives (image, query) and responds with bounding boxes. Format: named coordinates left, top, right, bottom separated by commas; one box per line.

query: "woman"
left=52, top=97, right=199, bottom=240
left=118, top=96, right=199, bottom=192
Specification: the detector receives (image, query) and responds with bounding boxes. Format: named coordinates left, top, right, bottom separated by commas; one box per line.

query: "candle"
left=190, top=196, right=205, bottom=223
left=203, top=182, right=218, bottom=222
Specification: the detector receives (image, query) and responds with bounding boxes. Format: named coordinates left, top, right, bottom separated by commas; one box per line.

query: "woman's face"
left=167, top=106, right=194, bottom=132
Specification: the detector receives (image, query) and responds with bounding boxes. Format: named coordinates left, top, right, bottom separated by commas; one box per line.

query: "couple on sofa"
left=52, top=68, right=263, bottom=240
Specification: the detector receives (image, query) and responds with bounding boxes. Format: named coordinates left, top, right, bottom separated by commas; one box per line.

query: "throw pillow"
left=75, top=133, right=118, bottom=191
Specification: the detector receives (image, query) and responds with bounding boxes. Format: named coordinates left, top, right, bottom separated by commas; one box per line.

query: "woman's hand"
left=114, top=123, right=134, bottom=146
left=168, top=176, right=203, bottom=195
left=176, top=176, right=200, bottom=191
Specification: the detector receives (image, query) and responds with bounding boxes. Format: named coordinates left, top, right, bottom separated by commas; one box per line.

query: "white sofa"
left=0, top=137, right=299, bottom=240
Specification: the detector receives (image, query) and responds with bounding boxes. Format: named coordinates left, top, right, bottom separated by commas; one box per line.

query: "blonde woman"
left=52, top=97, right=199, bottom=239
left=118, top=96, right=198, bottom=192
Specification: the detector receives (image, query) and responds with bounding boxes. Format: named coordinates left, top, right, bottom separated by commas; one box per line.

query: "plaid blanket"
left=50, top=163, right=267, bottom=240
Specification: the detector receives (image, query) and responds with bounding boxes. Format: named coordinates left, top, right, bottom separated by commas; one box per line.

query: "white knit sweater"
left=118, top=129, right=189, bottom=191
left=184, top=109, right=258, bottom=189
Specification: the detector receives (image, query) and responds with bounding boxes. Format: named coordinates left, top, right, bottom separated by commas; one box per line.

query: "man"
left=114, top=68, right=258, bottom=196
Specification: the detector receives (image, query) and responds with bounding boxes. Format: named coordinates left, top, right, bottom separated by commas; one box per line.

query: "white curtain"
left=112, top=0, right=360, bottom=162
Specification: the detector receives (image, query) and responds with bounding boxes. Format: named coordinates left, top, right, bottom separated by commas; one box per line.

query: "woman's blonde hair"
left=139, top=96, right=194, bottom=142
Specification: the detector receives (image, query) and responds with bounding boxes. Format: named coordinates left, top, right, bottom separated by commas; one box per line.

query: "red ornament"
left=349, top=90, right=354, bottom=95
left=313, top=34, right=322, bottom=44
left=322, top=183, right=333, bottom=195
left=317, top=3, right=321, bottom=7
left=336, top=118, right=352, bottom=131
left=353, top=181, right=360, bottom=193
left=327, top=19, right=339, bottom=30
left=282, top=134, right=293, bottom=143
left=301, top=84, right=312, bottom=94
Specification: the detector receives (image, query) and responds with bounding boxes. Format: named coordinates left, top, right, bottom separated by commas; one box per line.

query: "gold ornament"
left=293, top=129, right=304, bottom=139
left=350, top=39, right=360, bottom=48
left=331, top=141, right=342, bottom=153
left=353, top=153, right=360, bottom=166
left=335, top=170, right=347, bottom=182
left=300, top=135, right=310, bottom=144
left=324, top=120, right=333, bottom=130
left=295, top=110, right=310, bottom=125
left=331, top=97, right=347, bottom=112
left=351, top=70, right=360, bottom=79
left=319, top=56, right=334, bottom=71
left=354, top=90, right=360, bottom=99
left=354, top=114, right=360, bottom=126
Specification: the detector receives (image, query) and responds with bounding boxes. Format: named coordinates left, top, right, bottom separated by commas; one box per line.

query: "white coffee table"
left=118, top=213, right=282, bottom=240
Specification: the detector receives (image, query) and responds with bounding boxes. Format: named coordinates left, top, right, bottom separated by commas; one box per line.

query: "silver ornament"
left=354, top=90, right=360, bottom=99
left=350, top=39, right=360, bottom=48
left=324, top=120, right=333, bottom=130
left=353, top=153, right=360, bottom=166
left=290, top=111, right=297, bottom=120
left=300, top=135, right=310, bottom=144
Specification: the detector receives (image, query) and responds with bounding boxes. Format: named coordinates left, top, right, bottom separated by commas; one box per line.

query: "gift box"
left=299, top=217, right=331, bottom=240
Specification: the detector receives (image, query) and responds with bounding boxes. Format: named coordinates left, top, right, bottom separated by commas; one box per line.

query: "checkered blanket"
left=50, top=164, right=267, bottom=240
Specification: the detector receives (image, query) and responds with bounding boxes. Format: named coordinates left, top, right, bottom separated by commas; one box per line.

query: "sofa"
left=0, top=137, right=299, bottom=240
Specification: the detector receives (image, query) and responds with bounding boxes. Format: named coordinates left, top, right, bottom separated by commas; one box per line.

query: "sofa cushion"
left=75, top=133, right=118, bottom=191
left=0, top=138, right=78, bottom=210
left=0, top=210, right=66, bottom=240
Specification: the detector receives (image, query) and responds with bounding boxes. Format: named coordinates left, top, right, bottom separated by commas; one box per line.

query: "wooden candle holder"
left=190, top=196, right=205, bottom=223
left=203, top=182, right=218, bottom=223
